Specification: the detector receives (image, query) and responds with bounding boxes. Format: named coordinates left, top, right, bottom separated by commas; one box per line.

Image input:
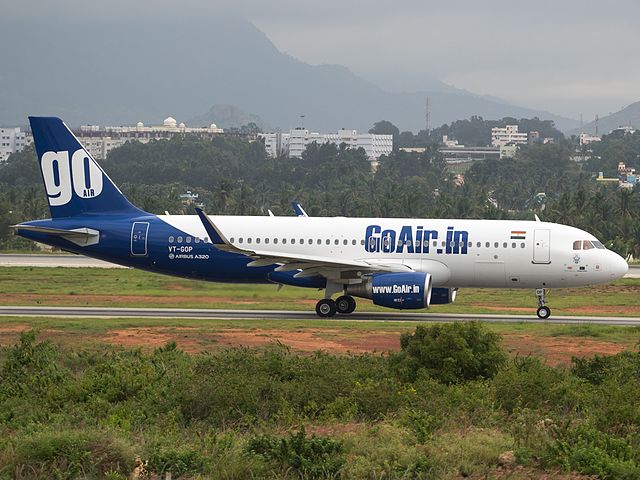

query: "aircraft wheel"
left=316, top=299, right=337, bottom=317
left=336, top=295, right=356, bottom=314
left=536, top=306, right=551, bottom=319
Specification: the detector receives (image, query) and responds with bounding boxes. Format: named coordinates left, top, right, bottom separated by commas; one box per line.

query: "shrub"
left=6, top=430, right=133, bottom=480
left=547, top=424, right=640, bottom=479
left=146, top=445, right=208, bottom=477
left=245, top=426, right=345, bottom=478
left=494, top=356, right=590, bottom=415
left=390, top=322, right=507, bottom=384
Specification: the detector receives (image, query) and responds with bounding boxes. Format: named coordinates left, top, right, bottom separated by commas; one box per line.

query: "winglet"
left=194, top=208, right=226, bottom=245
left=292, top=201, right=308, bottom=217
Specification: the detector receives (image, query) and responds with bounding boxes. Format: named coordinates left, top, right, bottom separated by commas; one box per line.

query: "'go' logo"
left=41, top=149, right=103, bottom=206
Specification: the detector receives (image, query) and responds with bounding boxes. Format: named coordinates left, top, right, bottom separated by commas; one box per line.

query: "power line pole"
left=425, top=97, right=431, bottom=132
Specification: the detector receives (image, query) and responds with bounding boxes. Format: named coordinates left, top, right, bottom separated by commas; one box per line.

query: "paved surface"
left=1, top=306, right=639, bottom=325
left=0, top=254, right=126, bottom=268
left=1, top=254, right=638, bottom=278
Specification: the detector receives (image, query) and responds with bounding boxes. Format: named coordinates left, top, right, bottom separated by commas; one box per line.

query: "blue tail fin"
left=29, top=116, right=143, bottom=218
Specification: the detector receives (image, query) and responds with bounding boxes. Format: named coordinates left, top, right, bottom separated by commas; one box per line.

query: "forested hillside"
left=1, top=131, right=639, bottom=258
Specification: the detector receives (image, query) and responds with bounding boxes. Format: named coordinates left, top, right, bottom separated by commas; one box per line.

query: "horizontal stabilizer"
left=13, top=225, right=100, bottom=247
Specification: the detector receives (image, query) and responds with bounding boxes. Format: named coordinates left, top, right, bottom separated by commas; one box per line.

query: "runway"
left=0, top=253, right=126, bottom=268
left=1, top=306, right=639, bottom=325
left=1, top=254, right=639, bottom=278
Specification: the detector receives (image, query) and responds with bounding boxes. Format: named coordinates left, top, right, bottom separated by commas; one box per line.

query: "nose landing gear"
left=535, top=288, right=551, bottom=319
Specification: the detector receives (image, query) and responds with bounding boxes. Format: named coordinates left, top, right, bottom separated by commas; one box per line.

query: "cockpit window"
left=573, top=240, right=582, bottom=250
left=583, top=240, right=594, bottom=250
left=593, top=241, right=605, bottom=249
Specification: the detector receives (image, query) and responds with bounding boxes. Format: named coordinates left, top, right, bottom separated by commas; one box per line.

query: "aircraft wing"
left=195, top=209, right=409, bottom=280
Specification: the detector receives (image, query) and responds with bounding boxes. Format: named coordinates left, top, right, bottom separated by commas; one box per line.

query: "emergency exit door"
left=131, top=222, right=149, bottom=256
left=532, top=229, right=550, bottom=264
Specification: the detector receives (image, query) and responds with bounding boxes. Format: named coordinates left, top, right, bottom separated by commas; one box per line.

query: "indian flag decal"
left=510, top=230, right=526, bottom=240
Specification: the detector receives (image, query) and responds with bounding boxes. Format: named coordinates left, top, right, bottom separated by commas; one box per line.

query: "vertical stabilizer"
left=28, top=116, right=143, bottom=218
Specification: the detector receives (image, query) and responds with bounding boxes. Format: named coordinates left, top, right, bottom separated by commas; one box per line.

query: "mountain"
left=188, top=105, right=271, bottom=131
left=568, top=101, right=640, bottom=136
left=0, top=15, right=579, bottom=132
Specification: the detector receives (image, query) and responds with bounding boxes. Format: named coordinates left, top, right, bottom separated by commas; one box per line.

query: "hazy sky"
left=8, top=0, right=639, bottom=120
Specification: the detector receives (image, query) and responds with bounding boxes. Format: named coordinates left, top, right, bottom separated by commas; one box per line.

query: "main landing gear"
left=315, top=295, right=357, bottom=318
left=535, top=288, right=551, bottom=319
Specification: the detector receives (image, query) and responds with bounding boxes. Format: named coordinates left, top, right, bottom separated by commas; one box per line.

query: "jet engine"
left=346, top=272, right=432, bottom=310
left=429, top=287, right=458, bottom=305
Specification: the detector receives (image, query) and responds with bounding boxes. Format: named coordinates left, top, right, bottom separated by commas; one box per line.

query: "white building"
left=76, top=117, right=224, bottom=159
left=0, top=127, right=27, bottom=163
left=579, top=133, right=601, bottom=146
left=491, top=125, right=528, bottom=147
left=259, top=128, right=393, bottom=165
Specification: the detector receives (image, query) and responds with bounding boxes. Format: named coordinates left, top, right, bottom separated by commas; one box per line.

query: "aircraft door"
left=131, top=222, right=149, bottom=257
left=533, top=229, right=550, bottom=264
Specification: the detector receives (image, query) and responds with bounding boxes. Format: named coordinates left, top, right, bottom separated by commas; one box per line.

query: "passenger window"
left=195, top=237, right=200, bottom=244
left=300, top=239, right=304, bottom=244
left=282, top=239, right=287, bottom=244
left=265, top=238, right=269, bottom=244
left=316, top=239, right=321, bottom=245
left=169, top=236, right=174, bottom=243
left=360, top=239, right=365, bottom=246
left=494, top=242, right=498, bottom=248
left=573, top=240, right=582, bottom=250
left=468, top=241, right=472, bottom=248
left=583, top=240, right=594, bottom=250
left=407, top=240, right=413, bottom=247
left=238, top=238, right=242, bottom=243
left=383, top=237, right=390, bottom=248
left=291, top=239, right=295, bottom=244
left=477, top=242, right=481, bottom=248
left=247, top=238, right=252, bottom=243
left=512, top=242, right=516, bottom=248
left=486, top=242, right=490, bottom=248
left=433, top=241, right=437, bottom=247
left=326, top=239, right=330, bottom=245
left=423, top=240, right=429, bottom=248
left=352, top=239, right=356, bottom=245
left=273, top=238, right=278, bottom=244
left=521, top=243, right=525, bottom=248
left=503, top=242, right=507, bottom=248
left=177, top=236, right=183, bottom=243
left=256, top=238, right=261, bottom=244
left=343, top=239, right=348, bottom=245
left=442, top=241, right=446, bottom=247
left=334, top=239, right=339, bottom=245
left=308, top=239, right=313, bottom=245
left=369, top=238, right=376, bottom=249
left=229, top=237, right=234, bottom=243
left=186, top=237, right=192, bottom=243
left=204, top=237, right=209, bottom=243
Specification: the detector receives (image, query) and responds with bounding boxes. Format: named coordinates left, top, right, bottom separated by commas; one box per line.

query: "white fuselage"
left=159, top=216, right=628, bottom=289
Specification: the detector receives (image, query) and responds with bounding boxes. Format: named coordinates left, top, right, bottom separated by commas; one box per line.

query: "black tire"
left=335, top=295, right=356, bottom=314
left=316, top=299, right=337, bottom=317
left=536, top=306, right=551, bottom=319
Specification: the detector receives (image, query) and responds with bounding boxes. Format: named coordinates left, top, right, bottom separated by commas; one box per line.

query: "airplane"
left=14, top=117, right=629, bottom=319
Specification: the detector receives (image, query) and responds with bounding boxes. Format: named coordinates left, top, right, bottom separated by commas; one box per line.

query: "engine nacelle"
left=346, top=272, right=433, bottom=310
left=429, top=287, right=458, bottom=305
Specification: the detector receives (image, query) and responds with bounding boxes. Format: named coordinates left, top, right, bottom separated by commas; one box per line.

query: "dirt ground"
left=102, top=327, right=635, bottom=365
left=0, top=324, right=631, bottom=365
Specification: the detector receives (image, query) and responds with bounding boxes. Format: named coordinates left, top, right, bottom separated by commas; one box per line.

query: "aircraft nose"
left=609, top=252, right=629, bottom=279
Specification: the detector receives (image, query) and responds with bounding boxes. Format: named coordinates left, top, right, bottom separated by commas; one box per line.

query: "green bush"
left=548, top=424, right=640, bottom=479
left=494, top=356, right=590, bottom=414
left=146, top=444, right=208, bottom=477
left=5, top=430, right=133, bottom=480
left=390, top=322, right=507, bottom=384
left=246, top=426, right=345, bottom=478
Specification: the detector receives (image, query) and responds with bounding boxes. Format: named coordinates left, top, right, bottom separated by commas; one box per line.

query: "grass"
left=0, top=266, right=639, bottom=316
